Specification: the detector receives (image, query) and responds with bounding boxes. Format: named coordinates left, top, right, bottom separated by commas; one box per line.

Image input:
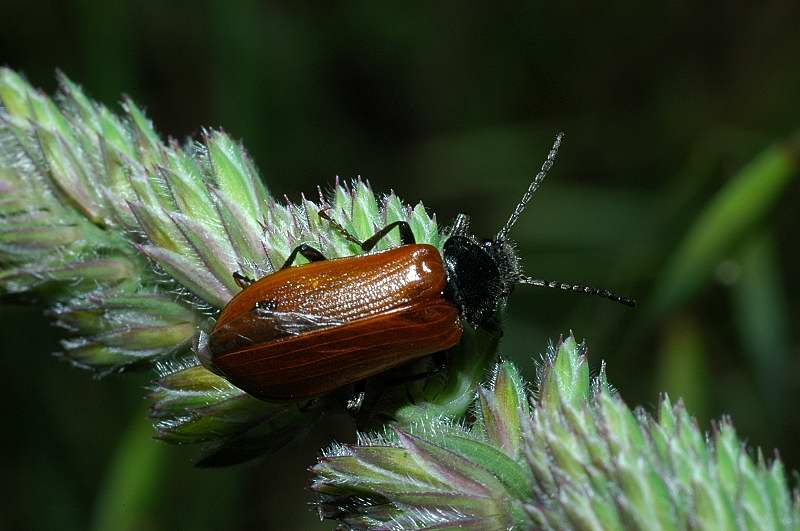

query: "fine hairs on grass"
left=1, top=70, right=798, bottom=529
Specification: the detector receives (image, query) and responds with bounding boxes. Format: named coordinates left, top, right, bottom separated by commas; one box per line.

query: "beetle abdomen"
left=215, top=244, right=446, bottom=328
left=212, top=301, right=462, bottom=399
left=207, top=244, right=463, bottom=399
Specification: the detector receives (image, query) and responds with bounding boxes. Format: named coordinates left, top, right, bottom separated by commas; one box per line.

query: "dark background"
left=2, top=2, right=799, bottom=530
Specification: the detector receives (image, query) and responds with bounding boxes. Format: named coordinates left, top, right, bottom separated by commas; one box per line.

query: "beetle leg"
left=432, top=351, right=447, bottom=373
left=232, top=271, right=255, bottom=289
left=360, top=220, right=415, bottom=251
left=317, top=209, right=363, bottom=246
left=388, top=369, right=438, bottom=385
left=345, top=380, right=367, bottom=413
left=387, top=356, right=447, bottom=386
left=319, top=209, right=416, bottom=251
left=280, top=243, right=328, bottom=269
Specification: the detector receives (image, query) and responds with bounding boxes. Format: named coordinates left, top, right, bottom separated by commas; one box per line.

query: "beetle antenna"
left=318, top=209, right=363, bottom=246
left=517, top=275, right=636, bottom=307
left=496, top=132, right=564, bottom=243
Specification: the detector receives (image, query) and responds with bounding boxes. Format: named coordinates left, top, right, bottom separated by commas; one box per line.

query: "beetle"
left=200, top=133, right=634, bottom=404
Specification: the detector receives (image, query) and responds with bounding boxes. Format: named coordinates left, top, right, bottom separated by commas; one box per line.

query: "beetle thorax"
left=442, top=233, right=521, bottom=330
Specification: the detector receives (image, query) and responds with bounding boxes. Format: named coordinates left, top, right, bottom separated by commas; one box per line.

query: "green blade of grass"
left=92, top=410, right=168, bottom=531
left=731, top=231, right=791, bottom=409
left=648, top=135, right=798, bottom=318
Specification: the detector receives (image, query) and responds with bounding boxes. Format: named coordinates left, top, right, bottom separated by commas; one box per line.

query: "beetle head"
left=442, top=216, right=519, bottom=330
left=443, top=132, right=634, bottom=331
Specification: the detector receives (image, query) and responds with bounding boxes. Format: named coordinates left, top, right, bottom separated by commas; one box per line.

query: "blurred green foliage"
left=1, top=1, right=798, bottom=530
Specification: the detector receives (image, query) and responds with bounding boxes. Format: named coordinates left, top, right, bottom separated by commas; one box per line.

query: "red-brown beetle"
left=201, top=133, right=634, bottom=403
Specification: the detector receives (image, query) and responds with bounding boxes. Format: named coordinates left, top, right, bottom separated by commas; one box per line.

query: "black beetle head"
left=443, top=133, right=635, bottom=330
left=443, top=216, right=522, bottom=330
